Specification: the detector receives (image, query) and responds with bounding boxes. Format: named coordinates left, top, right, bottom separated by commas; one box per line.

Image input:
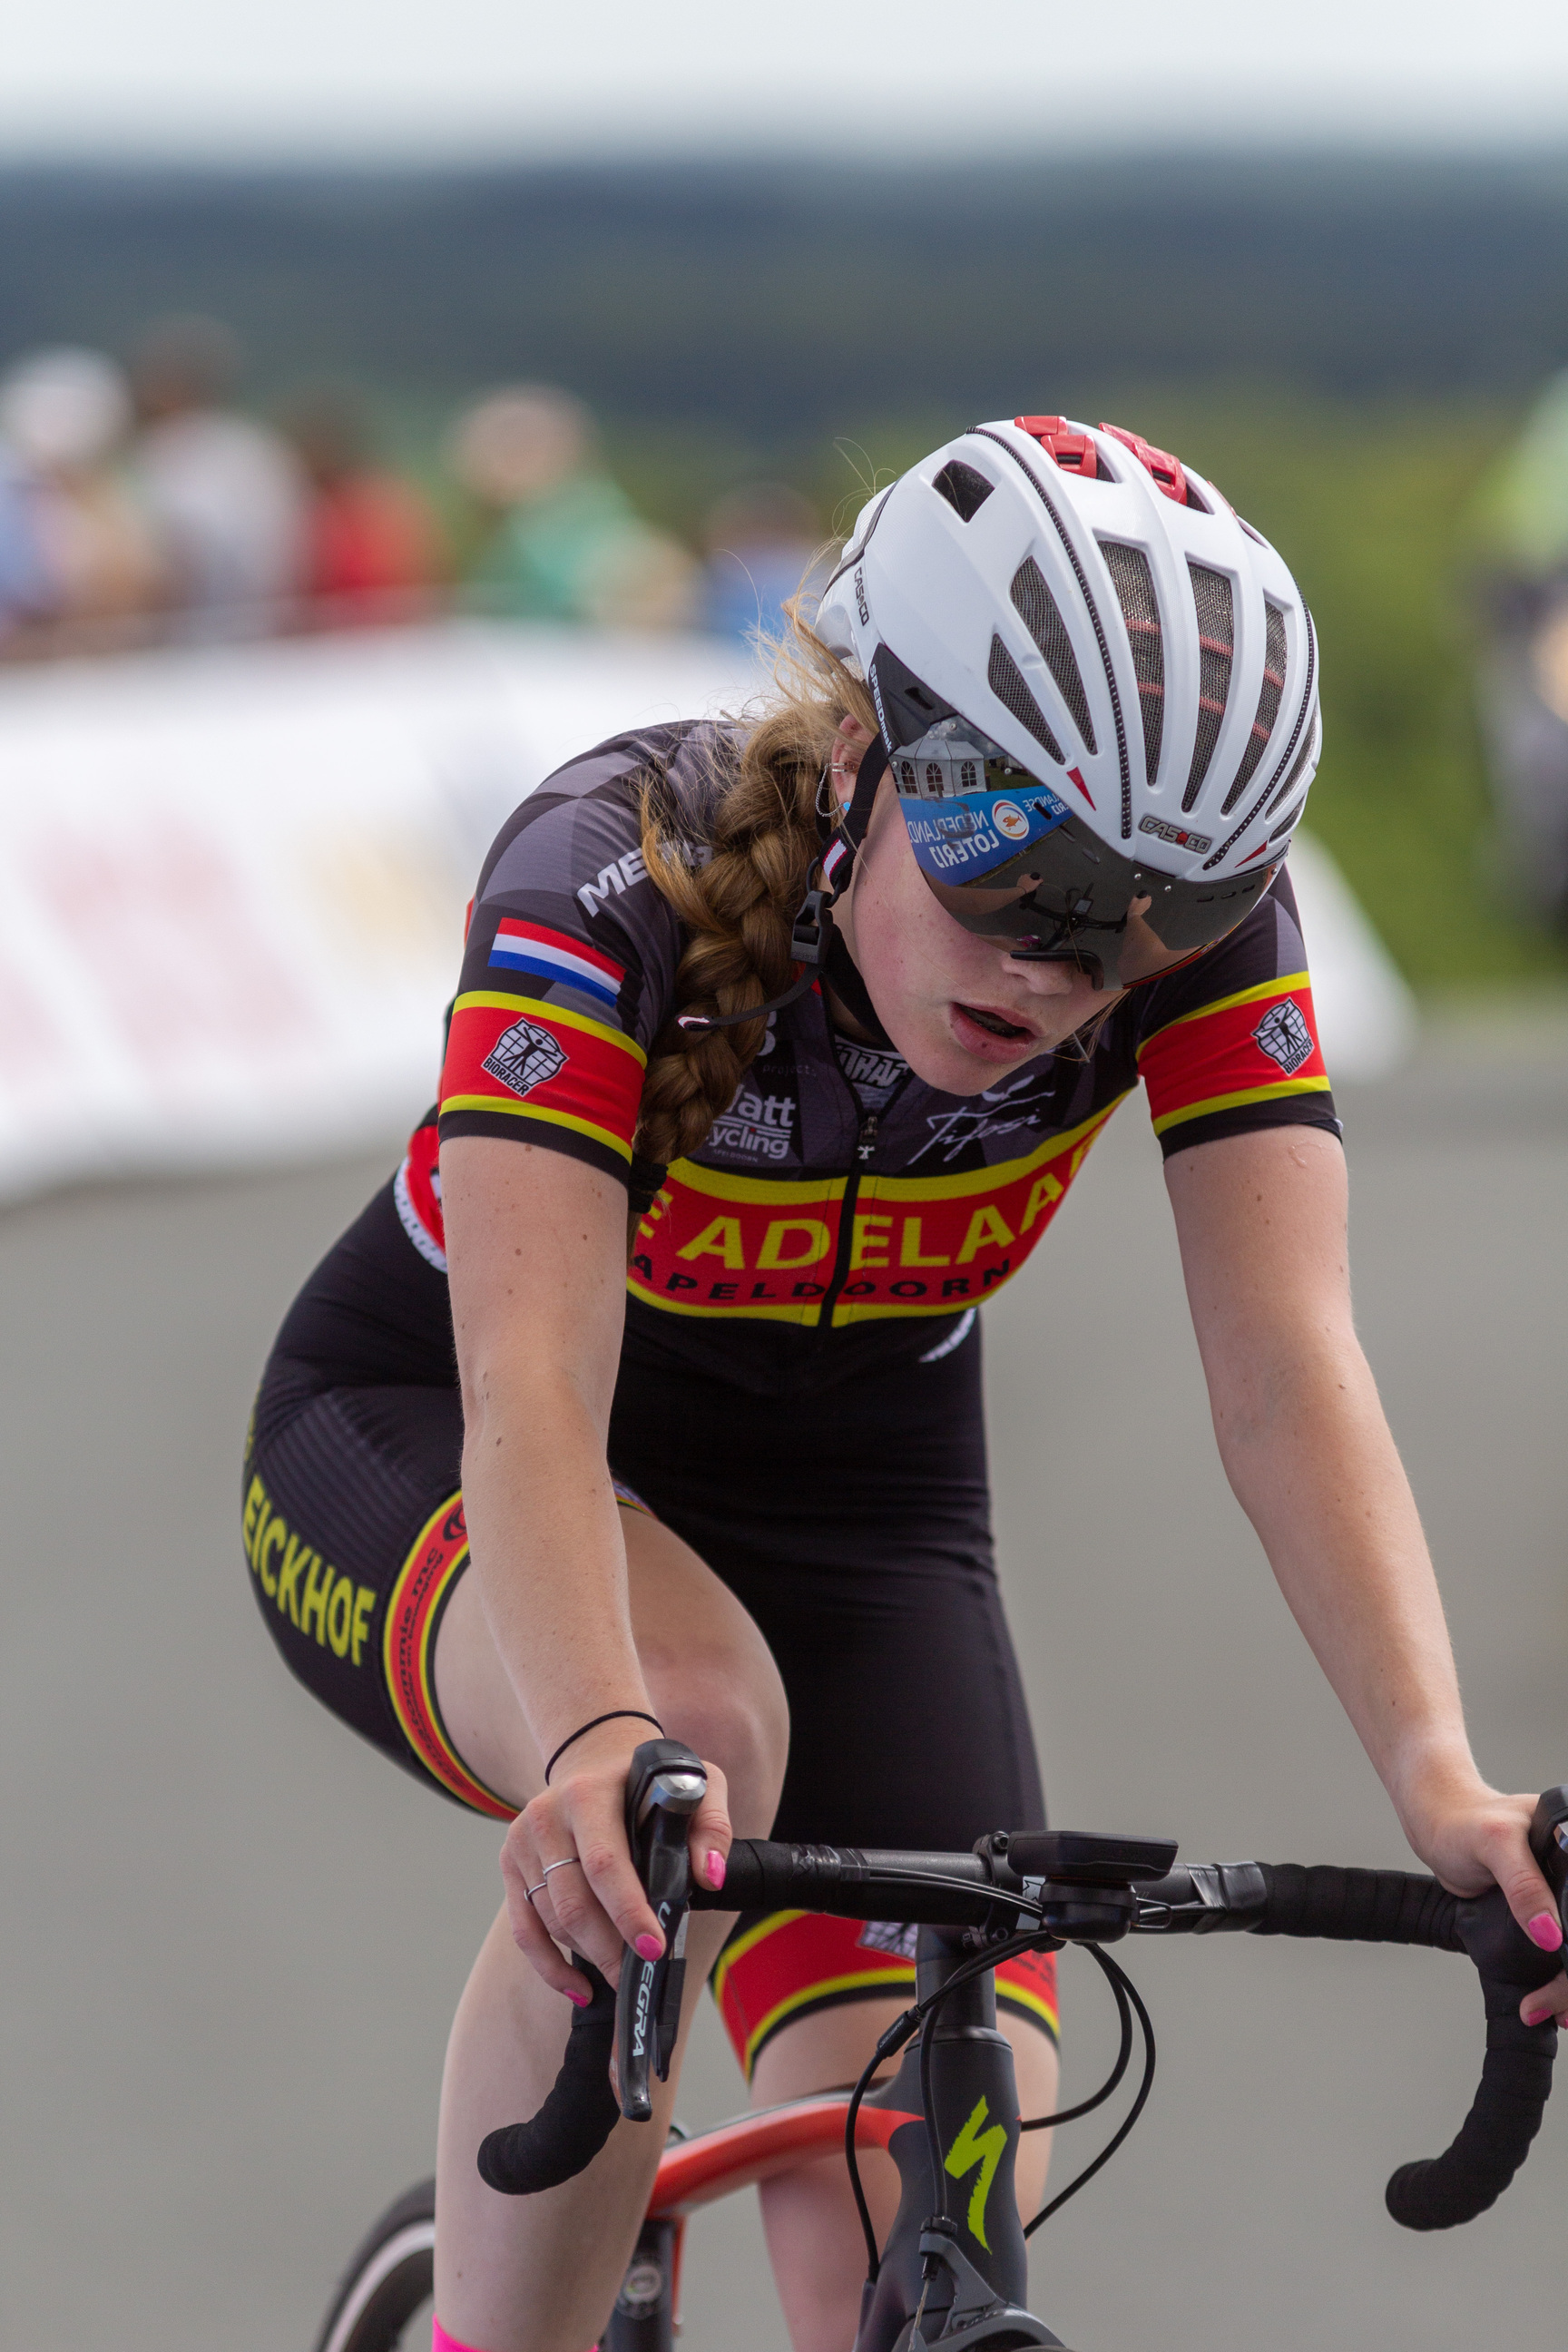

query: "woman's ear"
left=829, top=715, right=876, bottom=811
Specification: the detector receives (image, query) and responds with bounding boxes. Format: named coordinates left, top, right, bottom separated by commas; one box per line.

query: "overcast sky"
left=2, top=0, right=1565, bottom=159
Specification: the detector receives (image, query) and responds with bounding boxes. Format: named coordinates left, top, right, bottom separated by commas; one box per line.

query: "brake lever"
left=615, top=1739, right=707, bottom=2123
left=1531, top=1784, right=1568, bottom=1933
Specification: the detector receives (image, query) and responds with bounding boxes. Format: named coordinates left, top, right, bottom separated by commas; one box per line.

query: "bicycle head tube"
left=858, top=1926, right=1062, bottom=2352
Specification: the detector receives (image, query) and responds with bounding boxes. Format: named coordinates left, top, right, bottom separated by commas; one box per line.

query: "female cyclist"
left=243, top=415, right=1567, bottom=2352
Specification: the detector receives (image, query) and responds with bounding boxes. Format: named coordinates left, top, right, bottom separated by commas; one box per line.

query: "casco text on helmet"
left=817, top=416, right=1322, bottom=886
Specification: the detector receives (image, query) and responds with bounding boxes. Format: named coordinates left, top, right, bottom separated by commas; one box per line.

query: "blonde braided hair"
left=632, top=612, right=877, bottom=1173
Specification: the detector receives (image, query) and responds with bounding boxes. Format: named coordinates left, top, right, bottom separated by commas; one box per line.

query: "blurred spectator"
left=701, top=481, right=824, bottom=643
left=0, top=347, right=165, bottom=642
left=0, top=439, right=51, bottom=648
left=130, top=316, right=308, bottom=636
left=447, top=384, right=697, bottom=628
left=282, top=387, right=444, bottom=622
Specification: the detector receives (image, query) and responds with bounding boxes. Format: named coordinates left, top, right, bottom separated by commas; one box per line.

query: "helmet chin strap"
left=676, top=738, right=890, bottom=1035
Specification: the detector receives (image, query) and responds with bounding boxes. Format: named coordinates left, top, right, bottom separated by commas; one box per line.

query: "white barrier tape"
left=0, top=622, right=752, bottom=1203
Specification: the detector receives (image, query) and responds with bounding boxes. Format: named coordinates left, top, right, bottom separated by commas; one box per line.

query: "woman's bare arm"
left=445, top=1134, right=644, bottom=1749
left=1166, top=1124, right=1566, bottom=2017
left=441, top=1132, right=731, bottom=1989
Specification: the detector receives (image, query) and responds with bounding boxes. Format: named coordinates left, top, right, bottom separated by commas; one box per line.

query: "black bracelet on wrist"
left=544, top=1710, right=666, bottom=1785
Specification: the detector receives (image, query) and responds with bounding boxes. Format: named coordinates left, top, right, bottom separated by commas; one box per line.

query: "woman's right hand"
left=500, top=1719, right=733, bottom=1999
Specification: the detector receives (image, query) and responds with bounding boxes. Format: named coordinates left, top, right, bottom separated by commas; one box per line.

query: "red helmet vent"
left=1099, top=422, right=1189, bottom=505
left=1014, top=415, right=1099, bottom=478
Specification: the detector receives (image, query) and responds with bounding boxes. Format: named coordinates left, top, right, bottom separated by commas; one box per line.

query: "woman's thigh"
left=246, top=1362, right=789, bottom=1832
left=432, top=1500, right=789, bottom=1836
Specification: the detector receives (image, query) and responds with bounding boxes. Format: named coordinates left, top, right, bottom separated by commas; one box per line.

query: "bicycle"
left=315, top=1749, right=1568, bottom=2352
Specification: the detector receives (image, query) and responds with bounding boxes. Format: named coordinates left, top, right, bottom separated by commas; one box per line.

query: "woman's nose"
left=1005, top=954, right=1078, bottom=997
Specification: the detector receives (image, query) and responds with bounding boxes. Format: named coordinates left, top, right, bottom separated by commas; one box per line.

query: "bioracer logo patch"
left=858, top=1920, right=918, bottom=1960
left=482, top=1016, right=568, bottom=1097
left=1252, top=997, right=1315, bottom=1075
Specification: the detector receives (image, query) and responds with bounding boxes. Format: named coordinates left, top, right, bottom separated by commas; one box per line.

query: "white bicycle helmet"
left=814, top=414, right=1322, bottom=990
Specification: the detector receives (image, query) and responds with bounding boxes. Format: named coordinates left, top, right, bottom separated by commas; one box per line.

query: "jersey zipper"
left=818, top=1112, right=878, bottom=1324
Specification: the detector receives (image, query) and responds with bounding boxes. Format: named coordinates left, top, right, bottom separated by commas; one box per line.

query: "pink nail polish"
left=634, top=1933, right=662, bottom=1962
left=1526, top=1911, right=1563, bottom=1951
left=566, top=1986, right=591, bottom=2007
left=706, top=1849, right=727, bottom=1891
left=1524, top=2005, right=1553, bottom=2028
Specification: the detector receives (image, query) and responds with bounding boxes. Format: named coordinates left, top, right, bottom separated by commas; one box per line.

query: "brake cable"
left=1019, top=1963, right=1133, bottom=2131
left=844, top=1924, right=1053, bottom=2281
left=842, top=1926, right=1159, bottom=2280
left=1023, top=1945, right=1156, bottom=2238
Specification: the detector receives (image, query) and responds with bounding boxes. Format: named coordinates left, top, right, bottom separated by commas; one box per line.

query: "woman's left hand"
left=1412, top=1787, right=1567, bottom=2029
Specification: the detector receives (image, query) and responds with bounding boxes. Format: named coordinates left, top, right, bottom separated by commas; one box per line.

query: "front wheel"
left=314, top=2180, right=435, bottom=2352
left=313, top=2180, right=675, bottom=2352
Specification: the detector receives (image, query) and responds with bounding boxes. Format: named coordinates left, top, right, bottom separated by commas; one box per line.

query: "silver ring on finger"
left=524, top=1879, right=547, bottom=1906
left=542, top=1857, right=583, bottom=1883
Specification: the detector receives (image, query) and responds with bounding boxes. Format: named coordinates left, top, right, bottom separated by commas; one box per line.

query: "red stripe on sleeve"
left=1140, top=981, right=1328, bottom=1131
left=439, top=999, right=643, bottom=1161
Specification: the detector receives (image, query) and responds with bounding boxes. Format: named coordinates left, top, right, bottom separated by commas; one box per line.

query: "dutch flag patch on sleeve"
left=487, top=919, right=625, bottom=1010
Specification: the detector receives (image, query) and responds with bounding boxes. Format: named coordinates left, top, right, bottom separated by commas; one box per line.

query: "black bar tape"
left=1385, top=1884, right=1563, bottom=2230
left=1386, top=2010, right=1558, bottom=2229
left=476, top=1960, right=619, bottom=2195
left=692, top=1840, right=997, bottom=1925
left=701, top=1838, right=791, bottom=1913
left=1249, top=1864, right=1462, bottom=1949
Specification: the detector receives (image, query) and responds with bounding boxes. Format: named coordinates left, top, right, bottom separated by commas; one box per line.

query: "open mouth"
left=956, top=1003, right=1034, bottom=1041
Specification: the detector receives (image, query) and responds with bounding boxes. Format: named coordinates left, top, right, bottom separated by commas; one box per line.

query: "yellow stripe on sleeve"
left=1150, top=1073, right=1332, bottom=1136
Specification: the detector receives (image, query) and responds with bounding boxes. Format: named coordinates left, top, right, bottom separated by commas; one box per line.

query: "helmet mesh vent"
left=1221, top=600, right=1288, bottom=814
left=1181, top=564, right=1235, bottom=812
left=1099, top=541, right=1163, bottom=785
left=1269, top=797, right=1305, bottom=843
left=987, top=635, right=1065, bottom=765
left=1009, top=558, right=1096, bottom=754
left=932, top=460, right=995, bottom=522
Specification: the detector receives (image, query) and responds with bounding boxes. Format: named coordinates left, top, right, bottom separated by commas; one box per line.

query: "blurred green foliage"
left=1105, top=396, right=1563, bottom=987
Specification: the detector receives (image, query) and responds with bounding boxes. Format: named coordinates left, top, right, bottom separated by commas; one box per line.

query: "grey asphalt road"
left=5, top=1015, right=1565, bottom=2352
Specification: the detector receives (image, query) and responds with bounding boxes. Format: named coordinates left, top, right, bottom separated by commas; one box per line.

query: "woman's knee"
left=622, top=1514, right=789, bottom=1831
left=654, top=1651, right=789, bottom=1835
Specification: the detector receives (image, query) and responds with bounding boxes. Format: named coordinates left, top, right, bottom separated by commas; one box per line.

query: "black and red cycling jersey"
left=397, top=721, right=1339, bottom=1378
left=249, top=717, right=1341, bottom=2046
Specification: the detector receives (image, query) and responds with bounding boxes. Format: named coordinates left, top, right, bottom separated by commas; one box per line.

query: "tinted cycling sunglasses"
left=869, top=645, right=1276, bottom=994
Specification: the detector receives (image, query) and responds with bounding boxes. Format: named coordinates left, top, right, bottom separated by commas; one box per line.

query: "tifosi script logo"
left=1252, top=996, right=1315, bottom=1076
left=854, top=565, right=869, bottom=625
left=482, top=1017, right=567, bottom=1097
